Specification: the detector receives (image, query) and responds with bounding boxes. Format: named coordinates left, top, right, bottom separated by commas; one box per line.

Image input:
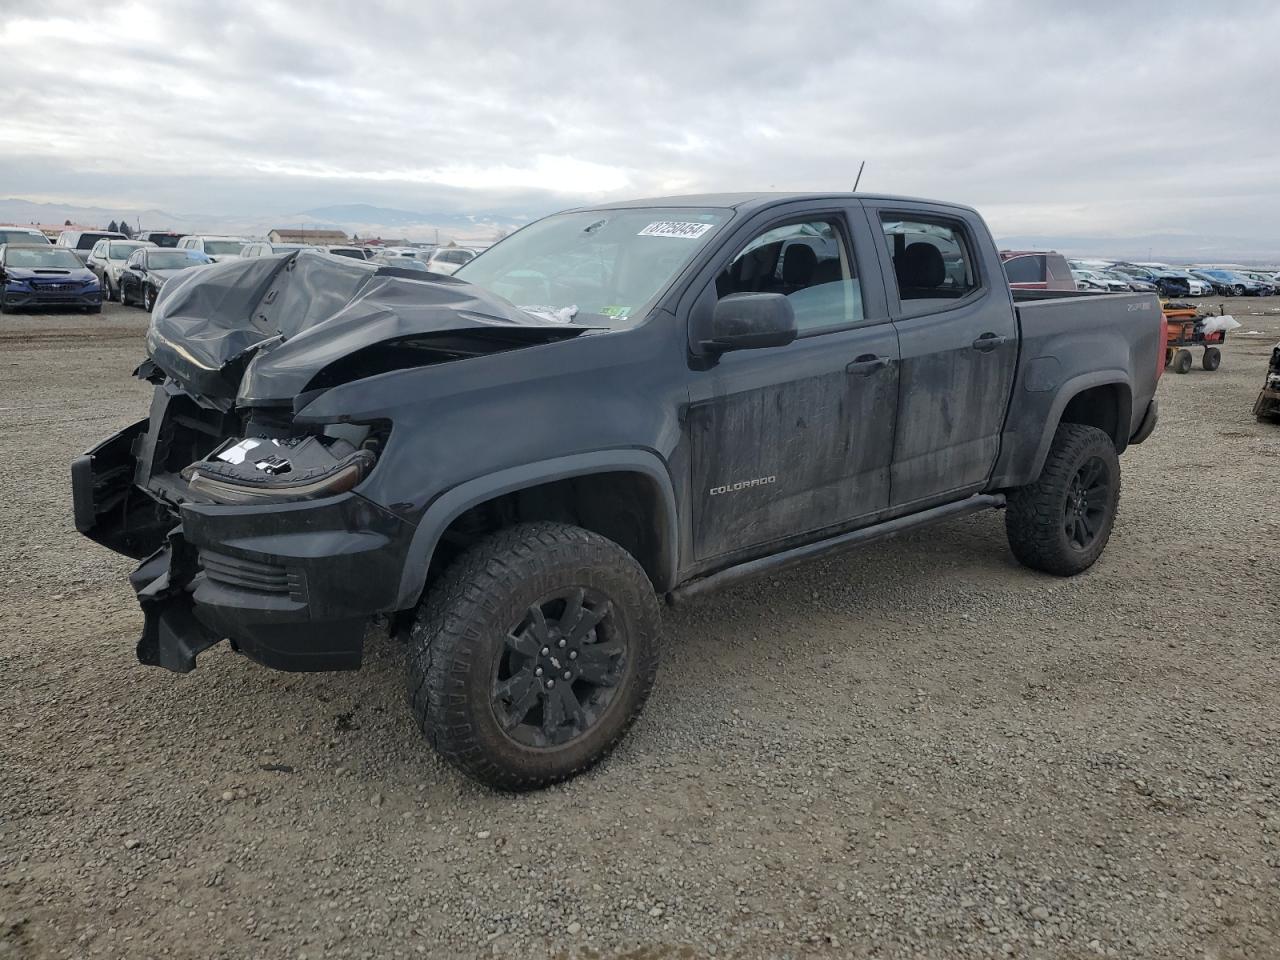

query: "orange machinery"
left=1162, top=301, right=1223, bottom=374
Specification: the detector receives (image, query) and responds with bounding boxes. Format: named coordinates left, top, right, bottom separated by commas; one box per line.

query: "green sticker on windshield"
left=601, top=305, right=631, bottom=319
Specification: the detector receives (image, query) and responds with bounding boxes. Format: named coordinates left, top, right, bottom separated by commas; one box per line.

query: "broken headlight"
left=183, top=434, right=377, bottom=505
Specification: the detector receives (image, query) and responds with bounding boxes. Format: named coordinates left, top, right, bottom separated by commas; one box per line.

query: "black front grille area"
left=200, top=549, right=306, bottom=602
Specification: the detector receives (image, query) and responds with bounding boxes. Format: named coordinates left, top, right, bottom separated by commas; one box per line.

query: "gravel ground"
left=2, top=299, right=1279, bottom=960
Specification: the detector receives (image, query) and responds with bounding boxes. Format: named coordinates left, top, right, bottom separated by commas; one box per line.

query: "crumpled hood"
left=145, top=250, right=590, bottom=405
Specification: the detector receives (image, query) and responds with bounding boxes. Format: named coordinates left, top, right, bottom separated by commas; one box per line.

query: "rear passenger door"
left=687, top=204, right=899, bottom=562
left=867, top=205, right=1018, bottom=510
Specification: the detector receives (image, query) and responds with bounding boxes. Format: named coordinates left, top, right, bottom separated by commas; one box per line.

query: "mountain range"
left=0, top=198, right=525, bottom=243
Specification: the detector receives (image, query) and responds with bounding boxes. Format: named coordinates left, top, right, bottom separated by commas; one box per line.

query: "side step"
left=669, top=493, right=1006, bottom=603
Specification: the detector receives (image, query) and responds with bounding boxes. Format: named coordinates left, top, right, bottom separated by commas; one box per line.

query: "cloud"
left=0, top=0, right=1277, bottom=247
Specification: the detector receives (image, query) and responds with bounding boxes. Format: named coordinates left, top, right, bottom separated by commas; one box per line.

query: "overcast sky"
left=1, top=0, right=1277, bottom=244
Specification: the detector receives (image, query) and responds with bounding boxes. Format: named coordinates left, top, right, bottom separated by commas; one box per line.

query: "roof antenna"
left=852, top=161, right=866, bottom=192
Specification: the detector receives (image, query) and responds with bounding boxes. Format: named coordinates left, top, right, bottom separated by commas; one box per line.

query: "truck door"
left=867, top=205, right=1018, bottom=509
left=687, top=207, right=899, bottom=562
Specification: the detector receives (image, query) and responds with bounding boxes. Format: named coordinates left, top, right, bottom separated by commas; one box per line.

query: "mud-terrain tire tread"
left=407, top=521, right=661, bottom=791
left=1005, top=423, right=1120, bottom=577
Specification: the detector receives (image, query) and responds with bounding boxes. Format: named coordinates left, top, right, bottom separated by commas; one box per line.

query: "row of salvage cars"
left=999, top=248, right=1278, bottom=297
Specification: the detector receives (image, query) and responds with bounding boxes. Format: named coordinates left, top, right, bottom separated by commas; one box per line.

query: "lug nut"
left=534, top=667, right=543, bottom=677
left=568, top=650, right=578, bottom=660
left=562, top=670, right=572, bottom=680
left=558, top=638, right=567, bottom=648
left=546, top=679, right=555, bottom=689
left=540, top=646, right=550, bottom=656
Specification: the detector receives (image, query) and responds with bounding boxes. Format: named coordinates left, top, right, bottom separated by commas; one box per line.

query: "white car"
left=177, top=235, right=249, bottom=262
left=424, top=247, right=477, bottom=276
left=85, top=238, right=155, bottom=301
left=0, top=227, right=52, bottom=246
left=1072, top=268, right=1127, bottom=292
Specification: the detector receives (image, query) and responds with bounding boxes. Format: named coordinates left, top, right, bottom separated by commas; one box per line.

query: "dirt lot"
left=2, top=298, right=1278, bottom=960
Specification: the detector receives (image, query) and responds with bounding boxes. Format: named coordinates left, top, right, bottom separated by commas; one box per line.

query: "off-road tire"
left=408, top=521, right=661, bottom=791
left=1005, top=423, right=1120, bottom=577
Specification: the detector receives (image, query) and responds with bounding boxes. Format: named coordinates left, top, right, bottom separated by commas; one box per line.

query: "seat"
left=895, top=241, right=945, bottom=298
left=781, top=244, right=817, bottom=293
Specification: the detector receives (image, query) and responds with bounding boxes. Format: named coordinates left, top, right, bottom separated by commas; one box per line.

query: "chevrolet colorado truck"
left=73, top=193, right=1163, bottom=789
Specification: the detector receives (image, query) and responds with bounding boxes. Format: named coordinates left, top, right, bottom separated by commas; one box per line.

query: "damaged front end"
left=72, top=250, right=592, bottom=673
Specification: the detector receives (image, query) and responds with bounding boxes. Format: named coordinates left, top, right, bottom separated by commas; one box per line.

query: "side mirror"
left=699, top=293, right=797, bottom=353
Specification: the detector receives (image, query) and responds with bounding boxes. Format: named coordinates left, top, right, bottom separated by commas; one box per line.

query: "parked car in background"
left=1240, top=271, right=1279, bottom=294
left=177, top=235, right=248, bottom=262
left=371, top=254, right=431, bottom=272
left=0, top=244, right=101, bottom=313
left=1102, top=269, right=1157, bottom=293
left=86, top=239, right=155, bottom=301
left=1193, top=269, right=1269, bottom=296
left=118, top=247, right=213, bottom=311
left=323, top=245, right=372, bottom=260
left=136, top=231, right=187, bottom=248
left=1112, top=264, right=1190, bottom=298
left=424, top=247, right=477, bottom=275
left=56, top=229, right=127, bottom=264
left=999, top=250, right=1077, bottom=291
left=241, top=241, right=316, bottom=257
left=0, top=227, right=52, bottom=246
left=1071, top=268, right=1128, bottom=292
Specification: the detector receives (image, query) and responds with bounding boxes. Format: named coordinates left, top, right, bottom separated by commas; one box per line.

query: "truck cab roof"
left=566, top=192, right=980, bottom=216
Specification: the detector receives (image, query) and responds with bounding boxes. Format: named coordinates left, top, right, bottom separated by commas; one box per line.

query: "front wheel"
left=142, top=286, right=155, bottom=312
left=101, top=276, right=114, bottom=302
left=1202, top=346, right=1221, bottom=371
left=1005, top=423, right=1120, bottom=576
left=1233, top=284, right=1245, bottom=297
left=408, top=522, right=661, bottom=790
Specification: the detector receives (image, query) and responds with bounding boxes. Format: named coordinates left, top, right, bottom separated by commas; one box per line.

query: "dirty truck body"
left=74, top=193, right=1162, bottom=788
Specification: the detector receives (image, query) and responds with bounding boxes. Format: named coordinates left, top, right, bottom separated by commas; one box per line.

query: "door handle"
left=971, top=333, right=1009, bottom=352
left=846, top=354, right=889, bottom=376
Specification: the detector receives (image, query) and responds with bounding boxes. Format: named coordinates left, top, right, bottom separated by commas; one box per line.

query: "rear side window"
left=1045, top=255, right=1075, bottom=284
left=716, top=218, right=865, bottom=333
left=1002, top=255, right=1044, bottom=284
left=880, top=215, right=979, bottom=310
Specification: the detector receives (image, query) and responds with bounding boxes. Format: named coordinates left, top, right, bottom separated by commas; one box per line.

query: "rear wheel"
left=1202, top=346, right=1221, bottom=371
left=1005, top=423, right=1120, bottom=576
left=408, top=522, right=661, bottom=790
left=1173, top=349, right=1193, bottom=374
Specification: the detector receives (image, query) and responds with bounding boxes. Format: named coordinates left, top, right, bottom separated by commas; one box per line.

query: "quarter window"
left=880, top=215, right=980, bottom=309
left=1002, top=255, right=1043, bottom=284
left=716, top=219, right=864, bottom=333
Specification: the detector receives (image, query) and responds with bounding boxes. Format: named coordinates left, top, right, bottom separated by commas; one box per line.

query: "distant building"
left=268, top=228, right=349, bottom=244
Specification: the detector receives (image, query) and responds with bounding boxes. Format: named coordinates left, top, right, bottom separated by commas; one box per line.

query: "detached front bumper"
left=73, top=420, right=415, bottom=673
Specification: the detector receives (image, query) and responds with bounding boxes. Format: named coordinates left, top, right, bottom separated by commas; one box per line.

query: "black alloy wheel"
left=493, top=587, right=624, bottom=748
left=1064, top=456, right=1110, bottom=551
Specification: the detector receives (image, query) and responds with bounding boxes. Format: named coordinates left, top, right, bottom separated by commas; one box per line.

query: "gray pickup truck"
left=73, top=193, right=1162, bottom=789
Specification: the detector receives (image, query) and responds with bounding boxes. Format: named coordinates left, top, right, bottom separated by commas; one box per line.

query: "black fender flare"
left=393, top=449, right=679, bottom=609
left=1026, top=370, right=1133, bottom=481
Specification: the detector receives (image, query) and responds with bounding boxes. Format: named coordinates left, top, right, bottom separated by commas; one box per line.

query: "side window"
left=716, top=219, right=864, bottom=333
left=1045, top=255, right=1074, bottom=284
left=1002, top=255, right=1043, bottom=284
left=880, top=215, right=980, bottom=309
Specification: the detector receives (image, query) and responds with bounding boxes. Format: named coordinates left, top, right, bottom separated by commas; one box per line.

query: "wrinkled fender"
left=1026, top=370, right=1133, bottom=481
left=394, top=449, right=679, bottom=610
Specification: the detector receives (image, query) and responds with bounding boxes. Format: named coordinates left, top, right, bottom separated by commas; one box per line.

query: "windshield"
left=4, top=246, right=84, bottom=269
left=0, top=229, right=49, bottom=245
left=456, top=207, right=729, bottom=321
left=109, top=241, right=147, bottom=260
left=148, top=250, right=210, bottom=269
left=204, top=240, right=246, bottom=255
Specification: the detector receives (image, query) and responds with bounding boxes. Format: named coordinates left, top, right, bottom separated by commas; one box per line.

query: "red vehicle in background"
left=1000, top=250, right=1077, bottom=291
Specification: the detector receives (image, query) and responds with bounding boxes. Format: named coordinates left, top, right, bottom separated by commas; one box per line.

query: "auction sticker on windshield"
left=638, top=221, right=715, bottom=239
